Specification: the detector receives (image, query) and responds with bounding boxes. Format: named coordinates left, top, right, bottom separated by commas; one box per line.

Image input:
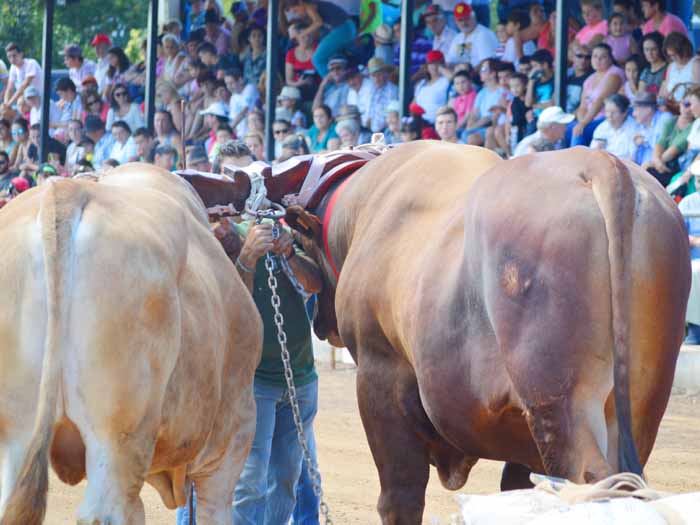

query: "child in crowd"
left=502, top=11, right=536, bottom=66
left=504, top=72, right=531, bottom=156
left=495, top=23, right=508, bottom=59
left=208, top=123, right=234, bottom=163
left=605, top=12, right=637, bottom=64
left=517, top=55, right=532, bottom=76
left=621, top=54, right=644, bottom=101
left=450, top=70, right=477, bottom=130
left=275, top=85, right=307, bottom=130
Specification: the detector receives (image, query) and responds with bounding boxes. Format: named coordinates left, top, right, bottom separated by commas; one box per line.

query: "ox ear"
left=285, top=205, right=322, bottom=240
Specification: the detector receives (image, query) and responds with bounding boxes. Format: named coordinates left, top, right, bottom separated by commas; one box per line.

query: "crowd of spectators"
left=0, top=0, right=698, bottom=199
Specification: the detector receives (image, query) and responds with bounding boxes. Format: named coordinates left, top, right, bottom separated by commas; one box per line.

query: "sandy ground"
left=45, top=363, right=700, bottom=524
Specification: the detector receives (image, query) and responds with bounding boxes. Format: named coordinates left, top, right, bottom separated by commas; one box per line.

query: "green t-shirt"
left=235, top=221, right=317, bottom=388
left=659, top=117, right=692, bottom=154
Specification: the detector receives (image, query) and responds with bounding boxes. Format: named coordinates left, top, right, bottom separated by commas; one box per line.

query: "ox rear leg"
left=357, top=352, right=430, bottom=525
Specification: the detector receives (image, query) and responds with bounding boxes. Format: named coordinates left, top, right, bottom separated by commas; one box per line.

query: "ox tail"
left=1, top=180, right=86, bottom=525
left=590, top=154, right=643, bottom=477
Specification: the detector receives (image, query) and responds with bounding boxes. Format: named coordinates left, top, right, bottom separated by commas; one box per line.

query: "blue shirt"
left=93, top=132, right=115, bottom=170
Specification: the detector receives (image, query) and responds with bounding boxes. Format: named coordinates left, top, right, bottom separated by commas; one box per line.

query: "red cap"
left=11, top=177, right=29, bottom=193
left=409, top=102, right=425, bottom=115
left=454, top=2, right=473, bottom=20
left=426, top=50, right=445, bottom=64
left=91, top=33, right=112, bottom=47
left=422, top=5, right=443, bottom=18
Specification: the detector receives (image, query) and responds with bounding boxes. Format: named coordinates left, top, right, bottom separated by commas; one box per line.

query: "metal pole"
left=265, top=0, right=280, bottom=162
left=145, top=0, right=159, bottom=132
left=554, top=0, right=569, bottom=110
left=39, top=0, right=55, bottom=164
left=398, top=0, right=415, bottom=118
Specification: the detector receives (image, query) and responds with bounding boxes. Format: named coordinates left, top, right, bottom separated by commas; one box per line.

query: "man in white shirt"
left=64, top=44, right=96, bottom=94
left=365, top=57, right=398, bottom=133
left=446, top=2, right=499, bottom=68
left=423, top=5, right=457, bottom=57
left=513, top=106, right=573, bottom=157
left=91, top=33, right=112, bottom=95
left=2, top=42, right=43, bottom=111
left=346, top=66, right=372, bottom=125
left=25, top=86, right=59, bottom=134
left=225, top=67, right=258, bottom=139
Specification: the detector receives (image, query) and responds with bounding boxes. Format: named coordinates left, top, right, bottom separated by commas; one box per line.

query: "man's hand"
left=238, top=222, right=275, bottom=268
left=572, top=121, right=585, bottom=137
left=272, top=228, right=294, bottom=258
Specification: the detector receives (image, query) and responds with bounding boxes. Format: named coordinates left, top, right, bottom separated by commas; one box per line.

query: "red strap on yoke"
left=322, top=176, right=353, bottom=280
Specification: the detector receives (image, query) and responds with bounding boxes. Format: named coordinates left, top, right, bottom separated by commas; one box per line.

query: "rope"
left=242, top=169, right=270, bottom=220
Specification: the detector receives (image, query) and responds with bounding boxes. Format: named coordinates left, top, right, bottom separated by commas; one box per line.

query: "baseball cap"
left=454, top=2, right=473, bottom=20
left=327, top=55, right=349, bottom=68
left=187, top=145, right=209, bottom=165
left=64, top=44, right=82, bottom=58
left=24, top=86, right=40, bottom=98
left=198, top=101, right=229, bottom=118
left=633, top=92, right=657, bottom=106
left=385, top=100, right=401, bottom=115
left=91, top=34, right=112, bottom=47
left=409, top=102, right=426, bottom=116
left=537, top=106, right=575, bottom=125
left=278, top=85, right=301, bottom=101
left=426, top=50, right=445, bottom=64
left=423, top=5, right=443, bottom=18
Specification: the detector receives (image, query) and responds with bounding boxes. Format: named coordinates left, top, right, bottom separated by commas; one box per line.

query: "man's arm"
left=273, top=228, right=322, bottom=294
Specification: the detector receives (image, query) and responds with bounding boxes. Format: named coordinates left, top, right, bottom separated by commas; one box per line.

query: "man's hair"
left=435, top=106, right=458, bottom=121
left=13, top=117, right=29, bottom=133
left=531, top=49, right=554, bottom=67
left=608, top=12, right=625, bottom=24
left=197, top=42, right=217, bottom=56
left=155, top=144, right=177, bottom=156
left=111, top=120, right=132, bottom=134
left=133, top=127, right=153, bottom=139
left=218, top=139, right=255, bottom=161
left=79, top=137, right=95, bottom=148
left=519, top=55, right=532, bottom=66
left=510, top=72, right=528, bottom=85
left=223, top=67, right=243, bottom=80
left=495, top=60, right=515, bottom=74
left=216, top=123, right=233, bottom=134
left=507, top=10, right=529, bottom=28
left=56, top=77, right=77, bottom=93
left=605, top=93, right=631, bottom=113
left=5, top=42, right=21, bottom=54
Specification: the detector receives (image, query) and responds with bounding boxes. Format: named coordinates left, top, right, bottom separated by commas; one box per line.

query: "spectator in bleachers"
left=156, top=80, right=184, bottom=132
left=225, top=67, right=257, bottom=138
left=570, top=43, right=623, bottom=147
left=520, top=3, right=549, bottom=50
left=204, top=9, right=232, bottom=56
left=494, top=22, right=508, bottom=59
left=278, top=133, right=310, bottom=163
left=0, top=118, right=13, bottom=155
left=109, top=120, right=137, bottom=164
left=574, top=0, right=608, bottom=48
left=392, top=18, right=432, bottom=77
left=285, top=21, right=320, bottom=100
left=106, top=83, right=145, bottom=133
left=400, top=115, right=421, bottom=143
left=589, top=94, right=637, bottom=160
left=241, top=25, right=266, bottom=88
left=435, top=106, right=462, bottom=144
left=620, top=54, right=644, bottom=102
left=84, top=115, right=114, bottom=170
left=246, top=108, right=266, bottom=138
left=659, top=32, right=700, bottom=104
left=501, top=11, right=536, bottom=67
left=513, top=106, right=573, bottom=157
left=306, top=104, right=338, bottom=153
left=450, top=70, right=477, bottom=130
left=275, top=86, right=306, bottom=130
left=198, top=101, right=229, bottom=152
left=9, top=117, right=30, bottom=172
left=525, top=49, right=555, bottom=120
left=678, top=162, right=700, bottom=344
left=566, top=43, right=593, bottom=114
left=643, top=93, right=695, bottom=186
left=446, top=3, right=498, bottom=69
left=64, top=44, right=96, bottom=95
left=413, top=50, right=450, bottom=125
left=273, top=118, right=293, bottom=159
left=641, top=0, right=689, bottom=37
left=638, top=32, right=667, bottom=94
left=503, top=72, right=530, bottom=157
left=161, top=34, right=187, bottom=84
left=337, top=104, right=372, bottom=143
left=517, top=55, right=533, bottom=76
left=463, top=58, right=506, bottom=146
left=632, top=92, right=674, bottom=171
left=496, top=60, right=515, bottom=92
left=0, top=151, right=11, bottom=192
left=65, top=119, right=84, bottom=170
left=198, top=41, right=240, bottom=80
left=188, top=0, right=206, bottom=34
left=2, top=43, right=43, bottom=111
left=154, top=109, right=183, bottom=154
left=25, top=86, right=58, bottom=130
left=334, top=118, right=360, bottom=148
left=244, top=129, right=265, bottom=160
left=104, top=47, right=131, bottom=102
left=383, top=101, right=401, bottom=145
left=154, top=143, right=178, bottom=170
left=423, top=5, right=456, bottom=58
left=373, top=24, right=394, bottom=67
left=82, top=89, right=108, bottom=123
left=187, top=144, right=211, bottom=171
left=52, top=78, right=83, bottom=143
left=312, top=55, right=350, bottom=118
left=209, top=123, right=234, bottom=162
left=613, top=0, right=643, bottom=38
left=90, top=33, right=112, bottom=95
left=134, top=127, right=156, bottom=163
left=346, top=66, right=372, bottom=126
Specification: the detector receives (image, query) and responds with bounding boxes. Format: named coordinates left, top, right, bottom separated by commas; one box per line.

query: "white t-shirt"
left=9, top=58, right=43, bottom=96
left=501, top=37, right=536, bottom=66
left=347, top=77, right=373, bottom=123
left=29, top=100, right=59, bottom=134
left=446, top=25, right=499, bottom=67
left=106, top=104, right=145, bottom=134
left=513, top=130, right=542, bottom=157
left=591, top=116, right=639, bottom=160
left=433, top=26, right=457, bottom=57
left=69, top=59, right=96, bottom=93
left=229, top=83, right=259, bottom=138
left=414, top=76, right=450, bottom=124
left=665, top=57, right=699, bottom=102
left=687, top=119, right=700, bottom=151
left=109, top=136, right=138, bottom=164
left=95, top=56, right=110, bottom=93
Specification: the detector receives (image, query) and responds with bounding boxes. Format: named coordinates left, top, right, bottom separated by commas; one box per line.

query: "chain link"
left=262, top=216, right=333, bottom=525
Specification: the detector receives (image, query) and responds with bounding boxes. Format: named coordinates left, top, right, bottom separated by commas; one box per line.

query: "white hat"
left=385, top=100, right=401, bottom=115
left=538, top=106, right=575, bottom=126
left=277, top=85, right=301, bottom=101
left=199, top=101, right=229, bottom=118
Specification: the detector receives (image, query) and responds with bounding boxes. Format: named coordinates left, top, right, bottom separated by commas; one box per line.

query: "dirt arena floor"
left=45, top=363, right=700, bottom=524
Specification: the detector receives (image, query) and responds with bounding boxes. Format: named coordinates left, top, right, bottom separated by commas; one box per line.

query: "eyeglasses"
left=274, top=128, right=290, bottom=134
left=114, top=92, right=127, bottom=98
left=480, top=66, right=490, bottom=73
left=11, top=129, right=24, bottom=136
left=575, top=54, right=591, bottom=59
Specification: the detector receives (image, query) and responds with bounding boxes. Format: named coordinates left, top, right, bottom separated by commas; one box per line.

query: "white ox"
left=0, top=164, right=262, bottom=524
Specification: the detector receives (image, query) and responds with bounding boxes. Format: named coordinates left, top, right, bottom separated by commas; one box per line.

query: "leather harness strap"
left=322, top=176, right=354, bottom=280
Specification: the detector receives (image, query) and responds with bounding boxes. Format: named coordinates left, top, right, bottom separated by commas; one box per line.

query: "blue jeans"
left=567, top=117, right=604, bottom=147
left=292, top=430, right=319, bottom=525
left=313, top=20, right=357, bottom=77
left=175, top=379, right=319, bottom=525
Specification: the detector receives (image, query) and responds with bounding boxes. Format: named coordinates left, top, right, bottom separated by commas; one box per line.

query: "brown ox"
left=183, top=143, right=690, bottom=524
left=0, top=164, right=261, bottom=525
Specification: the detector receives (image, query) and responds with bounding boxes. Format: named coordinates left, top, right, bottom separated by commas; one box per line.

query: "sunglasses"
left=683, top=101, right=692, bottom=108
left=274, top=128, right=290, bottom=134
left=11, top=129, right=24, bottom=136
left=480, top=67, right=490, bottom=73
left=0, top=160, right=7, bottom=165
left=114, top=92, right=127, bottom=98
left=575, top=54, right=591, bottom=59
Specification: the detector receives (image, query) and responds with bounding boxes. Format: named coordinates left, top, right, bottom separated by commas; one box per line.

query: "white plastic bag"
left=526, top=498, right=667, bottom=525
left=457, top=489, right=567, bottom=525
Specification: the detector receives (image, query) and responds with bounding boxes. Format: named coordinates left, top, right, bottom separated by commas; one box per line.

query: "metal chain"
left=263, top=218, right=332, bottom=524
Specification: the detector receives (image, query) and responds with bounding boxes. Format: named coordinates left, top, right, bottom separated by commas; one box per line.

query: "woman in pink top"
left=642, top=0, right=689, bottom=37
left=570, top=43, right=624, bottom=146
left=575, top=0, right=608, bottom=48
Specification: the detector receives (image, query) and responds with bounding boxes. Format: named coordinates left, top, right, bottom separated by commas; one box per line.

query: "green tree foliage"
left=0, top=0, right=147, bottom=68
